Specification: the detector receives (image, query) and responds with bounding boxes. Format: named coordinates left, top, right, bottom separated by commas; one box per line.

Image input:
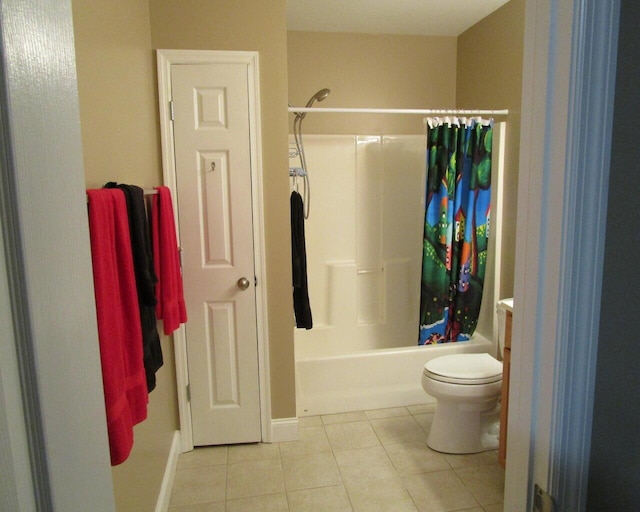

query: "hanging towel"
left=151, top=186, right=187, bottom=335
left=87, top=188, right=148, bottom=466
left=291, top=190, right=312, bottom=329
left=104, top=183, right=163, bottom=393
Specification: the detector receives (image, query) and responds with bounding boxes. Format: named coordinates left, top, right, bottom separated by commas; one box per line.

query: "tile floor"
left=169, top=404, right=504, bottom=512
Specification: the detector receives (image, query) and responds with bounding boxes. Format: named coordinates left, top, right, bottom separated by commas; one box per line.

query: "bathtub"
left=295, top=333, right=495, bottom=417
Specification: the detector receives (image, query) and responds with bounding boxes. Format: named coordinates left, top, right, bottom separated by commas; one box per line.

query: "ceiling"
left=287, top=0, right=511, bottom=37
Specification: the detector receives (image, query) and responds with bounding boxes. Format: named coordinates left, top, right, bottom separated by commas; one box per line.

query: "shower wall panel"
left=291, top=135, right=426, bottom=358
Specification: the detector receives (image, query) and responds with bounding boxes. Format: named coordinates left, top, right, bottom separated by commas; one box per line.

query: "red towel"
left=87, top=189, right=148, bottom=466
left=151, top=186, right=187, bottom=335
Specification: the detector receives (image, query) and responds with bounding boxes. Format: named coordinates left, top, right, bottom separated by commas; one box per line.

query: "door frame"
left=506, top=0, right=620, bottom=509
left=156, top=49, right=272, bottom=451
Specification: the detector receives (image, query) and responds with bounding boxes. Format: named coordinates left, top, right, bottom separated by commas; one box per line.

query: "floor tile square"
left=325, top=421, right=380, bottom=451
left=226, top=458, right=285, bottom=500
left=225, top=493, right=289, bottom=512
left=298, top=416, right=323, bottom=427
left=168, top=502, right=226, bottom=511
left=333, top=446, right=396, bottom=485
left=413, top=413, right=435, bottom=435
left=169, top=465, right=226, bottom=507
left=177, top=446, right=228, bottom=469
left=282, top=451, right=343, bottom=491
left=403, top=470, right=479, bottom=512
left=279, top=425, right=331, bottom=458
left=364, top=407, right=409, bottom=420
left=407, top=403, right=437, bottom=415
left=443, top=450, right=498, bottom=469
left=346, top=477, right=418, bottom=512
left=321, top=411, right=368, bottom=425
left=482, top=503, right=504, bottom=512
left=227, top=442, right=280, bottom=463
left=383, top=441, right=450, bottom=476
left=455, top=463, right=505, bottom=505
left=370, top=415, right=427, bottom=445
left=287, top=484, right=353, bottom=512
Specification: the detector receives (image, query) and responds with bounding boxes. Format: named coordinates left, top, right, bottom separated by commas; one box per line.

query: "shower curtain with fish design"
left=419, top=118, right=492, bottom=345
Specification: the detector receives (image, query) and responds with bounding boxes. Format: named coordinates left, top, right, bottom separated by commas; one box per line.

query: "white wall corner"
left=269, top=418, right=299, bottom=443
left=155, top=431, right=182, bottom=512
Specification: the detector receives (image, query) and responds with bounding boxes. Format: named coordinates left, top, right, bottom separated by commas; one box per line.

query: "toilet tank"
left=496, top=298, right=514, bottom=357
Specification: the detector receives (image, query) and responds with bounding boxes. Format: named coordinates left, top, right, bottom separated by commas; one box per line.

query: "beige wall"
left=73, top=0, right=162, bottom=189
left=73, top=0, right=179, bottom=510
left=287, top=32, right=457, bottom=135
left=148, top=0, right=295, bottom=419
left=288, top=1, right=525, bottom=299
left=457, top=0, right=526, bottom=298
left=75, top=0, right=294, bottom=506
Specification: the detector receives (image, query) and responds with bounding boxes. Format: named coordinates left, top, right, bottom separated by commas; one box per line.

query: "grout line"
left=223, top=448, right=229, bottom=505
left=328, top=448, right=353, bottom=511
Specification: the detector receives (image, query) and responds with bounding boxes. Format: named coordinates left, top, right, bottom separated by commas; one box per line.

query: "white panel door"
left=171, top=62, right=261, bottom=446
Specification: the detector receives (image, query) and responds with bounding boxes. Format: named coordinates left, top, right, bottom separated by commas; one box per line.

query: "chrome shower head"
left=305, top=88, right=331, bottom=108
left=296, top=88, right=331, bottom=120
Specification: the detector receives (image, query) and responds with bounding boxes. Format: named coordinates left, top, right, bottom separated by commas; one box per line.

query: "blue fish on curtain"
left=419, top=118, right=492, bottom=345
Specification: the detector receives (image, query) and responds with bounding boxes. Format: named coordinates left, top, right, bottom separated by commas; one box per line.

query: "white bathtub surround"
left=292, top=131, right=506, bottom=418
left=291, top=135, right=427, bottom=359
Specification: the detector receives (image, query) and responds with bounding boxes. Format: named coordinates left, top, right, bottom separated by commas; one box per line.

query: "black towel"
left=105, top=182, right=164, bottom=392
left=291, top=191, right=312, bottom=329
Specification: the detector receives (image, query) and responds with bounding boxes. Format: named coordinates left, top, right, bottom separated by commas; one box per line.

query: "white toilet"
left=421, top=299, right=513, bottom=454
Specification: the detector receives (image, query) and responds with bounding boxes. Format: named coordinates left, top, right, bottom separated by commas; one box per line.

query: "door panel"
left=171, top=62, right=260, bottom=446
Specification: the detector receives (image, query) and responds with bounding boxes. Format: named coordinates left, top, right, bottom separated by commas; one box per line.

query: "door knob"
left=237, top=277, right=251, bottom=290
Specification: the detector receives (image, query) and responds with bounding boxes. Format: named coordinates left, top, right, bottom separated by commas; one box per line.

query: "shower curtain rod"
left=288, top=107, right=509, bottom=116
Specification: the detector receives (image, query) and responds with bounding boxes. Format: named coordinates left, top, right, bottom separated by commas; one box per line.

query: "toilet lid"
left=423, top=353, right=503, bottom=385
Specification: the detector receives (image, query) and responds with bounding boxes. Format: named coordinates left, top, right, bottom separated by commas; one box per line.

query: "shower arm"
left=289, top=89, right=331, bottom=219
left=290, top=107, right=310, bottom=218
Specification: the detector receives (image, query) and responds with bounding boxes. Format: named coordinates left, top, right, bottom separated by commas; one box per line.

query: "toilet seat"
left=424, top=353, right=502, bottom=385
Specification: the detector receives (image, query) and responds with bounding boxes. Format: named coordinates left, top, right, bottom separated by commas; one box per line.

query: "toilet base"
left=427, top=401, right=501, bottom=454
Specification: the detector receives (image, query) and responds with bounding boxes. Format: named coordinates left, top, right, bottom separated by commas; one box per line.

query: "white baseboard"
left=155, top=430, right=182, bottom=512
left=270, top=417, right=299, bottom=443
